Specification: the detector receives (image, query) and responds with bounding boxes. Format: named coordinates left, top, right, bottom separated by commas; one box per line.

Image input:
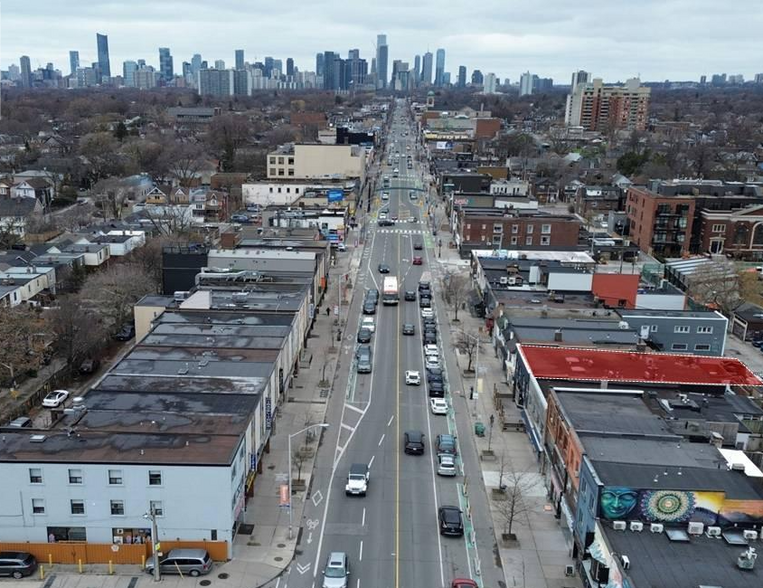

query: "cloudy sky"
left=3, top=0, right=762, bottom=83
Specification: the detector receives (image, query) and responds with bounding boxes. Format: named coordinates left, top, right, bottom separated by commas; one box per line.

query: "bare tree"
left=207, top=114, right=252, bottom=172
left=0, top=305, right=48, bottom=386
left=684, top=259, right=740, bottom=315
left=739, top=270, right=763, bottom=308
left=140, top=205, right=199, bottom=242
left=493, top=457, right=536, bottom=539
left=78, top=132, right=126, bottom=185
left=0, top=217, right=25, bottom=249
left=292, top=447, right=307, bottom=484
left=454, top=329, right=482, bottom=372
left=440, top=272, right=471, bottom=322
left=161, top=142, right=206, bottom=188
left=80, top=263, right=158, bottom=333
left=92, top=178, right=131, bottom=221
left=47, top=295, right=106, bottom=370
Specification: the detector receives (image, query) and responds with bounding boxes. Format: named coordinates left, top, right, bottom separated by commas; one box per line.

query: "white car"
left=425, top=356, right=441, bottom=370
left=361, top=317, right=375, bottom=333
left=421, top=308, right=434, bottom=319
left=336, top=243, right=347, bottom=252
left=405, top=370, right=421, bottom=385
left=42, top=389, right=70, bottom=408
left=430, top=398, right=448, bottom=415
left=424, top=344, right=439, bottom=357
left=437, top=454, right=457, bottom=477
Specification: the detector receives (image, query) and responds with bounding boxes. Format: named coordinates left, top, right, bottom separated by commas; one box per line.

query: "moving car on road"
left=345, top=464, right=369, bottom=496
left=377, top=263, right=390, bottom=274
left=404, top=290, right=417, bottom=301
left=412, top=256, right=423, bottom=265
left=404, top=430, right=425, bottom=455
left=402, top=323, right=415, bottom=335
left=405, top=370, right=421, bottom=385
left=322, top=552, right=350, bottom=588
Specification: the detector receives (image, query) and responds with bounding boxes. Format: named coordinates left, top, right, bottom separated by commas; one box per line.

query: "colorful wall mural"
left=599, top=486, right=763, bottom=525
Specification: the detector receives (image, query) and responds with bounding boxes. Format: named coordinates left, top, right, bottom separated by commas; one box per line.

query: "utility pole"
left=144, top=505, right=161, bottom=582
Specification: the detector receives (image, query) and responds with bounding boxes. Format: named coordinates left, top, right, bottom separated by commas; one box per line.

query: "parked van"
left=145, top=549, right=213, bottom=577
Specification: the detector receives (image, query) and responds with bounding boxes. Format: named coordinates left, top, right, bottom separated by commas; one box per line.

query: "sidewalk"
left=437, top=245, right=582, bottom=588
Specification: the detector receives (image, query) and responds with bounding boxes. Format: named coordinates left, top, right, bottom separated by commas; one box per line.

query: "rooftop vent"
left=29, top=434, right=47, bottom=443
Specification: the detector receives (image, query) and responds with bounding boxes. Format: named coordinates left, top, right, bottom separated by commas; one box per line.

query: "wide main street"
left=269, top=101, right=503, bottom=588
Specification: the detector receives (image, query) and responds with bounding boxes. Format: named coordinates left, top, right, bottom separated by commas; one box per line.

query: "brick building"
left=564, top=78, right=650, bottom=132
left=574, top=185, right=623, bottom=217
left=626, top=186, right=694, bottom=258
left=699, top=204, right=763, bottom=258
left=455, top=208, right=581, bottom=255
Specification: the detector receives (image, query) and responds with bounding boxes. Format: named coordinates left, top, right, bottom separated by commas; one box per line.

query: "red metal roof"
left=518, top=345, right=762, bottom=386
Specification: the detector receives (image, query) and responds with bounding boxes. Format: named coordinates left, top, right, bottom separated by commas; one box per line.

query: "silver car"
left=322, top=551, right=350, bottom=588
left=437, top=454, right=457, bottom=477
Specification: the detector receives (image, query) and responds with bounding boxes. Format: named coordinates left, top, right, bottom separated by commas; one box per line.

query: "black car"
left=378, top=263, right=391, bottom=274
left=419, top=296, right=431, bottom=308
left=377, top=219, right=394, bottom=227
left=404, top=430, right=425, bottom=455
left=114, top=323, right=135, bottom=341
left=427, top=366, right=444, bottom=379
left=404, top=290, right=417, bottom=301
left=418, top=280, right=431, bottom=292
left=423, top=332, right=437, bottom=345
left=438, top=506, right=464, bottom=536
left=0, top=551, right=38, bottom=579
left=78, top=358, right=100, bottom=374
left=357, top=328, right=372, bottom=343
left=413, top=242, right=423, bottom=250
left=428, top=380, right=445, bottom=397
left=366, top=289, right=379, bottom=305
left=402, top=323, right=415, bottom=335
left=363, top=301, right=377, bottom=315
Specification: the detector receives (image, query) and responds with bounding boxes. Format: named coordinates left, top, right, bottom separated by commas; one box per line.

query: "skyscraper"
left=264, top=56, right=274, bottom=77
left=123, top=60, right=138, bottom=87
left=519, top=72, right=534, bottom=96
left=457, top=65, right=467, bottom=88
left=191, top=54, right=202, bottom=76
left=376, top=34, right=389, bottom=89
left=421, top=52, right=433, bottom=85
left=69, top=51, right=80, bottom=76
left=198, top=68, right=234, bottom=96
left=286, top=58, right=294, bottom=77
left=484, top=73, right=497, bottom=94
left=471, top=69, right=484, bottom=86
left=96, top=33, right=111, bottom=79
left=316, top=53, right=325, bottom=77
left=19, top=56, right=32, bottom=88
left=323, top=51, right=337, bottom=90
left=570, top=70, right=590, bottom=88
left=413, top=55, right=421, bottom=88
left=159, top=47, right=174, bottom=81
left=434, top=48, right=445, bottom=87
left=215, top=60, right=226, bottom=70
left=235, top=49, right=245, bottom=70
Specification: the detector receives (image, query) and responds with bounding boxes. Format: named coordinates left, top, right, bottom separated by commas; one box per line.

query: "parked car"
left=424, top=344, right=439, bottom=357
left=437, top=454, right=457, bottom=477
left=405, top=370, right=421, bottom=385
left=451, top=580, right=478, bottom=588
left=357, top=328, right=372, bottom=344
left=42, top=389, right=69, bottom=408
left=114, top=323, right=135, bottom=341
left=362, top=301, right=377, bottom=315
left=418, top=280, right=431, bottom=292
left=428, top=380, right=445, bottom=397
left=361, top=317, right=376, bottom=333
left=230, top=214, right=250, bottom=223
left=0, top=551, right=38, bottom=579
left=430, top=398, right=448, bottom=415
left=356, top=345, right=373, bottom=373
left=438, top=506, right=464, bottom=536
left=78, top=358, right=100, bottom=374
left=365, top=289, right=379, bottom=305
left=145, top=549, right=213, bottom=577
left=421, top=309, right=434, bottom=320
left=436, top=434, right=458, bottom=455
left=402, top=323, right=415, bottom=335
left=419, top=296, right=431, bottom=308
left=423, top=332, right=438, bottom=346
left=404, top=430, right=425, bottom=455
left=322, top=552, right=350, bottom=588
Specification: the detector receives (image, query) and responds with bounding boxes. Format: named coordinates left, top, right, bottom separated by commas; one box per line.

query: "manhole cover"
left=274, top=556, right=283, bottom=562
left=218, top=573, right=229, bottom=579
left=277, top=543, right=286, bottom=548
left=199, top=581, right=211, bottom=586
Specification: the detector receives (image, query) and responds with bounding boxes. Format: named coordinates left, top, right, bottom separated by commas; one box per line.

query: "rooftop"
left=619, top=309, right=726, bottom=320
left=519, top=345, right=762, bottom=386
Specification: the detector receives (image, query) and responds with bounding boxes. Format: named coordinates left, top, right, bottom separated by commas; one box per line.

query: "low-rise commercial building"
left=267, top=144, right=367, bottom=183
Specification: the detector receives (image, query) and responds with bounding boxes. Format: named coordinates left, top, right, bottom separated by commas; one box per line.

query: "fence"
left=0, top=540, right=229, bottom=565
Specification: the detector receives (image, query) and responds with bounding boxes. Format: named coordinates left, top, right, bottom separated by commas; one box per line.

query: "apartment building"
left=565, top=78, right=650, bottom=132
left=267, top=144, right=367, bottom=182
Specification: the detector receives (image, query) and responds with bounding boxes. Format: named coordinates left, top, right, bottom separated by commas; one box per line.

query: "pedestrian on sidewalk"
left=326, top=306, right=331, bottom=317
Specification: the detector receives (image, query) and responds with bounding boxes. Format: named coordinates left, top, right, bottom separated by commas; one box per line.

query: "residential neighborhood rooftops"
left=519, top=345, right=762, bottom=386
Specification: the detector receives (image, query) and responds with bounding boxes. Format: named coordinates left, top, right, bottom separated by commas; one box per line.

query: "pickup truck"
left=345, top=463, right=370, bottom=496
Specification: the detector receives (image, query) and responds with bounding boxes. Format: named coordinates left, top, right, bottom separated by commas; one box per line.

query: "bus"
left=382, top=276, right=399, bottom=305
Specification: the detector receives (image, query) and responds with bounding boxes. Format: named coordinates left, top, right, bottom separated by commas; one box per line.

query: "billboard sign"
left=327, top=189, right=344, bottom=202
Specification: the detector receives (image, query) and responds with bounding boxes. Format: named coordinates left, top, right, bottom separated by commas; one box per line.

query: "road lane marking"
left=387, top=415, right=394, bottom=427
left=369, top=455, right=375, bottom=469
left=296, top=562, right=311, bottom=575
left=341, top=423, right=355, bottom=432
left=275, top=577, right=281, bottom=588
left=356, top=579, right=360, bottom=588
left=362, top=507, right=366, bottom=526
left=311, top=490, right=324, bottom=507
left=378, top=433, right=385, bottom=446
left=346, top=403, right=365, bottom=415
left=359, top=540, right=364, bottom=561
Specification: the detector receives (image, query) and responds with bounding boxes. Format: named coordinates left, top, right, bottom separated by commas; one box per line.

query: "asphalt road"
left=269, top=100, right=502, bottom=588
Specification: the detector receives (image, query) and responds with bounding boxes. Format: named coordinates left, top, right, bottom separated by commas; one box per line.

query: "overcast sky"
left=3, top=0, right=763, bottom=83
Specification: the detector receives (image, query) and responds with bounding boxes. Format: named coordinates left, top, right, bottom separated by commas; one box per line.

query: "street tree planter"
left=491, top=487, right=508, bottom=500
left=501, top=532, right=519, bottom=547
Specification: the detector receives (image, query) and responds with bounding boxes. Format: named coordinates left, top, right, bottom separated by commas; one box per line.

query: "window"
left=277, top=187, right=282, bottom=193
left=511, top=224, right=519, bottom=234
left=481, top=224, right=487, bottom=230
left=295, top=188, right=300, bottom=194
left=110, top=500, right=125, bottom=516
left=68, top=469, right=83, bottom=484
left=288, top=169, right=294, bottom=176
left=70, top=500, right=85, bottom=515
left=650, top=325, right=658, bottom=332
left=32, top=499, right=45, bottom=514
left=278, top=169, right=284, bottom=176
left=278, top=157, right=285, bottom=165
left=493, top=223, right=503, bottom=233
left=269, top=168, right=276, bottom=176
left=286, top=188, right=290, bottom=193
left=269, top=157, right=276, bottom=165
left=510, top=236, right=518, bottom=245
left=288, top=157, right=294, bottom=165
left=108, top=470, right=123, bottom=485
left=492, top=235, right=502, bottom=245
left=29, top=468, right=43, bottom=484
left=525, top=236, right=533, bottom=245
left=526, top=224, right=534, bottom=234
left=540, top=236, right=550, bottom=246
left=466, top=223, right=471, bottom=230
left=712, top=224, right=726, bottom=233
left=695, top=344, right=711, bottom=351
left=148, top=471, right=162, bottom=486
left=674, top=325, right=690, bottom=334
left=150, top=500, right=164, bottom=517
left=541, top=224, right=552, bottom=234
left=671, top=343, right=688, bottom=351
left=697, top=326, right=714, bottom=334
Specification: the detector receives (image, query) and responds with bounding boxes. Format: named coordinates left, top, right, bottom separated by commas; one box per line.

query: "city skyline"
left=2, top=0, right=762, bottom=82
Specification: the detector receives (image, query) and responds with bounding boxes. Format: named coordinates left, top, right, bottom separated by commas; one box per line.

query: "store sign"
left=265, top=398, right=272, bottom=429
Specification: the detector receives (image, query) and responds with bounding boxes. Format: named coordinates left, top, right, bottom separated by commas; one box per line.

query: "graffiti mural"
left=599, top=486, right=763, bottom=525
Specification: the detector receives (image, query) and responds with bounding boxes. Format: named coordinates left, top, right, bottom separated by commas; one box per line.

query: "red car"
left=412, top=256, right=423, bottom=265
left=451, top=580, right=478, bottom=588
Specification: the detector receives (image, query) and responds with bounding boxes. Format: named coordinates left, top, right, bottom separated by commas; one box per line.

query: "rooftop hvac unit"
left=731, top=463, right=746, bottom=472
left=743, top=529, right=758, bottom=540
left=613, top=521, right=627, bottom=531
left=706, top=526, right=722, bottom=537
left=618, top=321, right=630, bottom=330
left=499, top=277, right=508, bottom=285
left=688, top=522, right=704, bottom=535
left=650, top=523, right=664, bottom=533
left=174, top=290, right=190, bottom=301
left=630, top=521, right=643, bottom=532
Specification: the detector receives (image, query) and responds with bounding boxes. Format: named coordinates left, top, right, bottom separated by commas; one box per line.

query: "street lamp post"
left=288, top=423, right=330, bottom=539
left=144, top=505, right=161, bottom=582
